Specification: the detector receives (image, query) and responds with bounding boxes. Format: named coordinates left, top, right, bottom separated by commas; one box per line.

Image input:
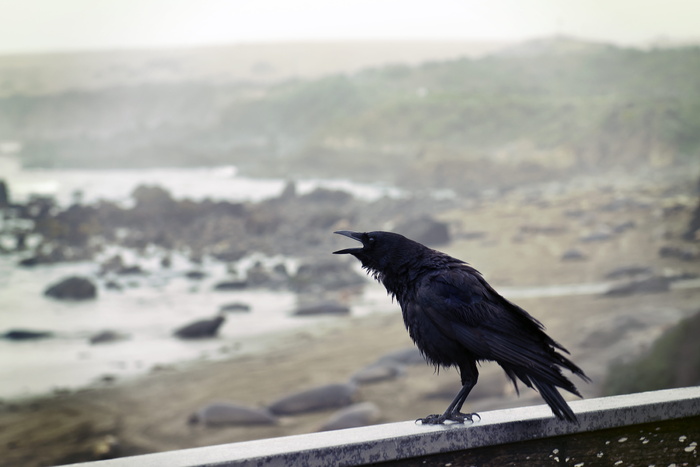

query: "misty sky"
left=1, top=0, right=699, bottom=53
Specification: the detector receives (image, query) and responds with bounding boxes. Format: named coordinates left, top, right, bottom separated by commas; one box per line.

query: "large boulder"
left=44, top=276, right=97, bottom=300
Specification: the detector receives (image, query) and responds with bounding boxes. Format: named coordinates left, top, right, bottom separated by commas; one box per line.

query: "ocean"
left=0, top=157, right=404, bottom=400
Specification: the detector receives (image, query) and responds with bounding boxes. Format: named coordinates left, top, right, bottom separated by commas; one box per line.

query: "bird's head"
left=333, top=230, right=414, bottom=275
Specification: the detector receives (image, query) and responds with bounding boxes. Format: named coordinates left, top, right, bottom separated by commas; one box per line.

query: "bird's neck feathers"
left=362, top=244, right=457, bottom=300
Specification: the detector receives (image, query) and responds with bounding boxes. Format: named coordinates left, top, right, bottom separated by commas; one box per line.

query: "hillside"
left=1, top=38, right=699, bottom=194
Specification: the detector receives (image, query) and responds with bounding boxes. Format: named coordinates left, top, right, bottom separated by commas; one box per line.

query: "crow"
left=334, top=230, right=589, bottom=424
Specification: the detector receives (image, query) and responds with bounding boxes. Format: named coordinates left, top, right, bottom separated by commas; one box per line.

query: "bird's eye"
left=368, top=236, right=375, bottom=244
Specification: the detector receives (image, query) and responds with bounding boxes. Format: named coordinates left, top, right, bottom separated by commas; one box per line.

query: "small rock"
left=604, top=276, right=671, bottom=297
left=519, top=224, right=567, bottom=235
left=317, top=402, right=381, bottom=431
left=612, top=220, right=636, bottom=234
left=185, top=270, right=207, bottom=280
left=292, top=301, right=350, bottom=316
left=213, top=280, right=248, bottom=291
left=460, top=231, right=487, bottom=240
left=219, top=302, right=252, bottom=312
left=104, top=280, right=123, bottom=290
left=93, top=434, right=120, bottom=460
left=659, top=246, right=699, bottom=262
left=90, top=330, right=129, bottom=345
left=268, top=383, right=357, bottom=415
left=604, top=266, right=653, bottom=279
left=189, top=402, right=277, bottom=426
left=44, top=276, right=97, bottom=300
left=579, top=230, right=613, bottom=243
left=561, top=248, right=587, bottom=261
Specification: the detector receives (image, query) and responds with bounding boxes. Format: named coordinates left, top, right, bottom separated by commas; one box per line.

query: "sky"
left=1, top=0, right=699, bottom=54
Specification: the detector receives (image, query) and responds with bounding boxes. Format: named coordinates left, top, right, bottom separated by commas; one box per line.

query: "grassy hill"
left=1, top=37, right=699, bottom=193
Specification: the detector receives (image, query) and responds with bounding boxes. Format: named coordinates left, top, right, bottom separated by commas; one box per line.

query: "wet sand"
left=2, top=174, right=699, bottom=466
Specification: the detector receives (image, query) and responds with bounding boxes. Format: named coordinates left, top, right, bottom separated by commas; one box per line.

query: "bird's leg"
left=418, top=361, right=480, bottom=425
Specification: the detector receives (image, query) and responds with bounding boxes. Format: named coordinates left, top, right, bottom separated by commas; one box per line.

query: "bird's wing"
left=412, top=268, right=556, bottom=365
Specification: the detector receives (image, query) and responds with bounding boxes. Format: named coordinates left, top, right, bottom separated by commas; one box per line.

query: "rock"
left=350, top=362, right=405, bottom=385
left=579, top=230, right=613, bottom=243
left=395, top=216, right=450, bottom=246
left=246, top=261, right=288, bottom=288
left=292, top=301, right=350, bottom=317
left=374, top=347, right=426, bottom=366
left=92, top=434, right=120, bottom=460
left=185, top=270, right=207, bottom=280
left=612, top=220, right=636, bottom=234
left=268, top=383, right=357, bottom=415
left=317, top=402, right=381, bottom=431
left=219, top=302, right=252, bottom=313
left=460, top=231, right=487, bottom=241
left=0, top=179, right=9, bottom=207
left=604, top=276, right=671, bottom=297
left=291, top=261, right=366, bottom=292
left=44, top=276, right=97, bottom=300
left=659, top=245, right=699, bottom=262
left=98, top=255, right=147, bottom=276
left=604, top=266, right=654, bottom=279
left=104, top=280, right=123, bottom=291
left=519, top=224, right=567, bottom=235
left=2, top=329, right=53, bottom=340
left=188, top=402, right=277, bottom=426
left=174, top=315, right=225, bottom=339
left=684, top=193, right=700, bottom=241
left=90, top=330, right=129, bottom=345
left=213, top=280, right=248, bottom=291
left=561, top=248, right=587, bottom=261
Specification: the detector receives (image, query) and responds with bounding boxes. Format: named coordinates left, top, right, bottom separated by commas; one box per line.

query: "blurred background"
left=1, top=1, right=699, bottom=465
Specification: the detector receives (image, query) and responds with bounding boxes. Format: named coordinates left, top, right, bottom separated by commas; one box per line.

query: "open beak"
left=333, top=230, right=364, bottom=254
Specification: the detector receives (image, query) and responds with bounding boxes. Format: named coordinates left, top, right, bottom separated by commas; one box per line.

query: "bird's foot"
left=416, top=411, right=480, bottom=425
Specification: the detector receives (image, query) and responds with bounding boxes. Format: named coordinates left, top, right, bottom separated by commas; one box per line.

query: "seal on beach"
left=267, top=383, right=357, bottom=415
left=174, top=315, right=225, bottom=339
left=188, top=402, right=278, bottom=426
left=350, top=361, right=405, bottom=385
left=317, top=402, right=381, bottom=431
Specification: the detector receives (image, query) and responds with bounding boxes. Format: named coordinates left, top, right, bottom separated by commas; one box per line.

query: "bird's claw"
left=416, top=412, right=480, bottom=425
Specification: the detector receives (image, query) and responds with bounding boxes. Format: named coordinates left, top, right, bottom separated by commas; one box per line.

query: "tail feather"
left=533, top=378, right=578, bottom=423
left=501, top=360, right=586, bottom=423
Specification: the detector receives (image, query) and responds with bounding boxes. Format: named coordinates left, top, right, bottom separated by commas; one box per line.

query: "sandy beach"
left=2, top=171, right=699, bottom=467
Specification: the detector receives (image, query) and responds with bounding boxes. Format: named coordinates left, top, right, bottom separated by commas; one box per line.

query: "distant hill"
left=0, top=40, right=508, bottom=96
left=1, top=38, right=699, bottom=194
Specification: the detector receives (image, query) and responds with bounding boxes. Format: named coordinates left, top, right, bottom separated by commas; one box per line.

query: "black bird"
left=334, top=230, right=589, bottom=424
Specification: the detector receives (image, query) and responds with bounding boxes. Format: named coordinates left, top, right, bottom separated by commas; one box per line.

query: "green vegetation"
left=602, top=311, right=700, bottom=396
left=1, top=38, right=699, bottom=192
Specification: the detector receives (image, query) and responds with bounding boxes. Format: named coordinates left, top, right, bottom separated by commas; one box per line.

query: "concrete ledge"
left=66, top=386, right=700, bottom=467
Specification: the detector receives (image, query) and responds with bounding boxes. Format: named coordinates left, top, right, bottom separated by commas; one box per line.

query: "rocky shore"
left=0, top=168, right=699, bottom=466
